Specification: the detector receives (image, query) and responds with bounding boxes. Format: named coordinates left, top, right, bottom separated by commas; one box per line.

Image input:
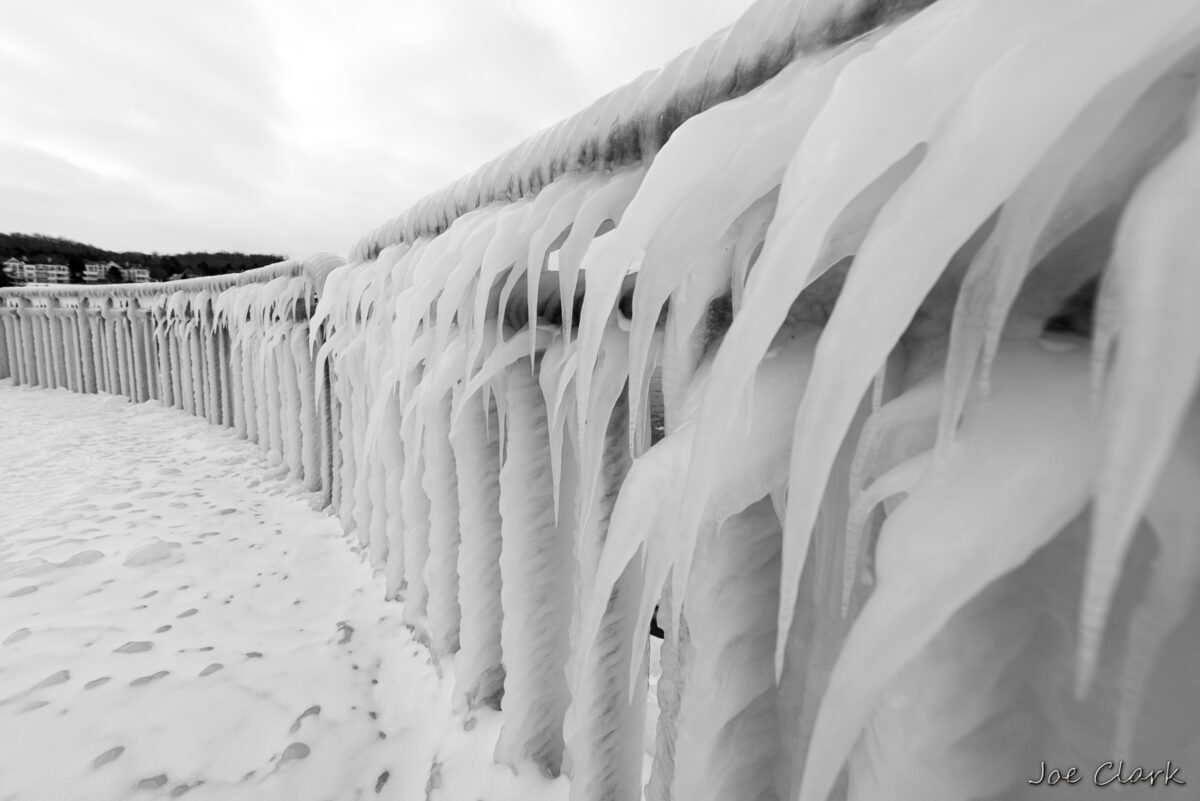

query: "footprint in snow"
left=136, top=775, right=168, bottom=790
left=130, top=671, right=169, bottom=687
left=278, top=743, right=310, bottom=764
left=93, top=746, right=124, bottom=769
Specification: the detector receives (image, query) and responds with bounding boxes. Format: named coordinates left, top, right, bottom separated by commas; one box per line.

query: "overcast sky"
left=1, top=0, right=754, bottom=259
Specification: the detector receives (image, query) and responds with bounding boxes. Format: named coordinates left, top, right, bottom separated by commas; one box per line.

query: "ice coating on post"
left=450, top=392, right=506, bottom=712
left=421, top=394, right=463, bottom=659
left=494, top=360, right=574, bottom=777
left=562, top=393, right=645, bottom=801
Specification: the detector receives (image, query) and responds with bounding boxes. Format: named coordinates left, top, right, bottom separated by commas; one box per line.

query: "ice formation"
left=3, top=0, right=1200, bottom=798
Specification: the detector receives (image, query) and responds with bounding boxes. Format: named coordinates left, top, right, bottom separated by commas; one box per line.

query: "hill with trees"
left=0, top=233, right=286, bottom=286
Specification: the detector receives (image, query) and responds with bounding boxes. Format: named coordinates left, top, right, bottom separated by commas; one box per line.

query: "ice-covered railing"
left=5, top=0, right=1200, bottom=799
left=0, top=254, right=345, bottom=501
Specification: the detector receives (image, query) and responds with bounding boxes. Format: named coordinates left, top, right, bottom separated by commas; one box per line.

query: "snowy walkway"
left=0, top=381, right=564, bottom=801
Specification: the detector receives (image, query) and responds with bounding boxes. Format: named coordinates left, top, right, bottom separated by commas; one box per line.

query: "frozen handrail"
left=349, top=0, right=936, bottom=262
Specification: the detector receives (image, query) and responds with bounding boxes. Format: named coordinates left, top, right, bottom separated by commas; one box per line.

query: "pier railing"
left=4, top=1, right=1200, bottom=799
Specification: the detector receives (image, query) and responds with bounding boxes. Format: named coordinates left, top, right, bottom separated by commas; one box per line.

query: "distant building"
left=4, top=258, right=153, bottom=285
left=2, top=260, right=68, bottom=284
left=83, top=261, right=120, bottom=283
left=2, top=258, right=23, bottom=283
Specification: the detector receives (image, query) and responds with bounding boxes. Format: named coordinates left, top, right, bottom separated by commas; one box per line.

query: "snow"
left=0, top=380, right=569, bottom=801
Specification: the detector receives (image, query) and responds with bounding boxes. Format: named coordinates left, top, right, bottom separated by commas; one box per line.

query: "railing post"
left=20, top=305, right=37, bottom=387
left=218, top=324, right=233, bottom=426
left=279, top=328, right=303, bottom=476
left=16, top=306, right=32, bottom=386
left=61, top=307, right=80, bottom=392
left=33, top=309, right=51, bottom=388
left=46, top=302, right=66, bottom=389
left=102, top=309, right=120, bottom=396
left=242, top=329, right=260, bottom=443
left=336, top=362, right=357, bottom=533
left=189, top=322, right=205, bottom=417
left=155, top=312, right=170, bottom=405
left=229, top=326, right=246, bottom=436
left=127, top=309, right=143, bottom=402
left=494, top=358, right=574, bottom=778
left=58, top=304, right=77, bottom=391
left=92, top=309, right=110, bottom=394
left=421, top=394, right=461, bottom=658
left=380, top=391, right=405, bottom=597
left=131, top=307, right=152, bottom=402
left=326, top=360, right=342, bottom=509
left=668, top=498, right=782, bottom=801
left=0, top=309, right=14, bottom=383
left=562, top=395, right=646, bottom=801
left=202, top=313, right=219, bottom=424
left=173, top=325, right=186, bottom=410
left=77, top=302, right=96, bottom=394
left=179, top=321, right=195, bottom=415
left=450, top=392, right=505, bottom=711
left=292, top=323, right=320, bottom=490
left=263, top=333, right=283, bottom=459
left=115, top=307, right=133, bottom=399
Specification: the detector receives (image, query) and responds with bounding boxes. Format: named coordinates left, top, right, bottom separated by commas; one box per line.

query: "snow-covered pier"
left=3, top=0, right=1200, bottom=799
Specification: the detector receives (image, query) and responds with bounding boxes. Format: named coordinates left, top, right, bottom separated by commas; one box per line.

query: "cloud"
left=0, top=0, right=753, bottom=259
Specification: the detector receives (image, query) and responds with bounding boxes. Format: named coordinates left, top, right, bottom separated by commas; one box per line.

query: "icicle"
left=434, top=214, right=500, bottom=359
left=797, top=339, right=1097, bottom=801
left=463, top=199, right=533, bottom=371
left=555, top=168, right=644, bottom=345
left=940, top=47, right=1200, bottom=451
left=1112, top=396, right=1200, bottom=758
left=846, top=367, right=937, bottom=507
left=1077, top=113, right=1200, bottom=698
left=843, top=572, right=1036, bottom=801
left=655, top=236, right=735, bottom=434
left=459, top=326, right=554, bottom=412
left=841, top=450, right=931, bottom=616
left=1090, top=265, right=1121, bottom=405
left=602, top=42, right=874, bottom=448
left=581, top=325, right=819, bottom=697
left=575, top=324, right=631, bottom=527
left=524, top=175, right=597, bottom=363
left=536, top=337, right=573, bottom=522
left=672, top=0, right=1065, bottom=655
left=764, top=0, right=1197, bottom=678
left=730, top=189, right=778, bottom=315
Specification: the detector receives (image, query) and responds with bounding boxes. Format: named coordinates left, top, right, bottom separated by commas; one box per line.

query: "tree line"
left=0, top=233, right=286, bottom=287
